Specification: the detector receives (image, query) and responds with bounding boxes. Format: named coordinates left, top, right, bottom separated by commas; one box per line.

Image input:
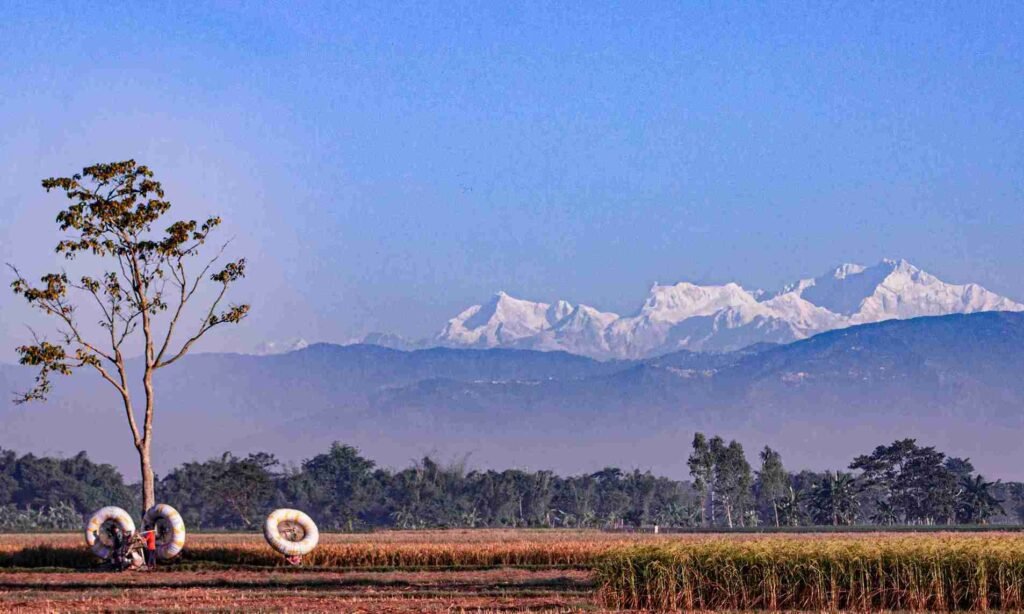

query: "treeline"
left=0, top=449, right=134, bottom=530
left=1, top=439, right=1023, bottom=531
left=158, top=447, right=692, bottom=530
left=688, top=435, right=1022, bottom=528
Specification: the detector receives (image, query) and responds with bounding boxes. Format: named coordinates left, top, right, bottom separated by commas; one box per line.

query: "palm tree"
left=870, top=499, right=898, bottom=526
left=957, top=475, right=1004, bottom=524
left=809, top=471, right=859, bottom=526
left=654, top=501, right=702, bottom=528
left=776, top=486, right=807, bottom=527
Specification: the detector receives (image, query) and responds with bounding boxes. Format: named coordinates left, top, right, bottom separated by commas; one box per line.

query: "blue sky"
left=1, top=2, right=1022, bottom=355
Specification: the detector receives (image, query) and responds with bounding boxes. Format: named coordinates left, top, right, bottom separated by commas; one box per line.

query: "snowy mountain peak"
left=775, top=277, right=816, bottom=298
left=639, top=281, right=756, bottom=321
left=356, top=332, right=424, bottom=351
left=252, top=338, right=310, bottom=356
left=547, top=300, right=575, bottom=325
left=438, top=292, right=577, bottom=348
left=788, top=259, right=1024, bottom=321
left=831, top=263, right=868, bottom=279
left=881, top=257, right=914, bottom=270
left=557, top=304, right=620, bottom=332
left=432, top=260, right=1024, bottom=359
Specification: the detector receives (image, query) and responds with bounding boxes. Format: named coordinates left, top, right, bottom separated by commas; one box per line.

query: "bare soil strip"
left=0, top=568, right=600, bottom=613
left=0, top=568, right=594, bottom=589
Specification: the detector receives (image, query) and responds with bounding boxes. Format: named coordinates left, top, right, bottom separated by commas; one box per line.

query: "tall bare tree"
left=9, top=160, right=249, bottom=513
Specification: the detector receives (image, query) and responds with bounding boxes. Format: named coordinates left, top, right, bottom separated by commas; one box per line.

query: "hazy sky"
left=1, top=2, right=1022, bottom=358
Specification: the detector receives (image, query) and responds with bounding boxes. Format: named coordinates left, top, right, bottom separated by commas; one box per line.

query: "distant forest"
left=1, top=437, right=1022, bottom=531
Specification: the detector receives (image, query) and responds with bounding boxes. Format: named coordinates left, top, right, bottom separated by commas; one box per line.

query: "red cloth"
left=142, top=531, right=156, bottom=550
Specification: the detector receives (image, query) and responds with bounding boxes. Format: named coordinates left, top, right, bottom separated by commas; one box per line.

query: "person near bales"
left=139, top=528, right=157, bottom=569
left=110, top=525, right=126, bottom=567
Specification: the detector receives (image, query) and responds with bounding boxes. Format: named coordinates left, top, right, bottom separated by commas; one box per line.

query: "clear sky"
left=1, top=2, right=1022, bottom=357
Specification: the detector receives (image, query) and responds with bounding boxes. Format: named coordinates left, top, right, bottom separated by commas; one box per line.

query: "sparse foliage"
left=9, top=161, right=249, bottom=513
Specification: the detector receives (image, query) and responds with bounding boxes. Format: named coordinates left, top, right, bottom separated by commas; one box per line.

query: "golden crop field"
left=1, top=529, right=656, bottom=570
left=5, top=528, right=988, bottom=569
left=596, top=534, right=1024, bottom=611
left=4, top=530, right=1024, bottom=612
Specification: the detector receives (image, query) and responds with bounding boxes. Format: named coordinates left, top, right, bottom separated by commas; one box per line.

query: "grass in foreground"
left=595, top=535, right=1024, bottom=611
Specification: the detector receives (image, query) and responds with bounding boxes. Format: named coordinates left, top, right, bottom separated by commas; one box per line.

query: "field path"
left=0, top=568, right=601, bottom=612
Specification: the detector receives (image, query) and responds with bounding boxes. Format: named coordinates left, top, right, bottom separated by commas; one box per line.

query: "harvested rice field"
left=3, top=530, right=1024, bottom=612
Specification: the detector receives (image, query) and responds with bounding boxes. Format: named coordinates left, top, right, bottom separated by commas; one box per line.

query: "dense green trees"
left=685, top=434, right=1015, bottom=529
left=291, top=443, right=385, bottom=530
left=0, top=449, right=133, bottom=513
left=808, top=472, right=859, bottom=526
left=687, top=434, right=715, bottom=526
left=958, top=475, right=1005, bottom=524
left=687, top=435, right=754, bottom=527
left=0, top=438, right=1020, bottom=531
left=850, top=439, right=955, bottom=524
left=0, top=449, right=134, bottom=530
left=713, top=439, right=753, bottom=528
left=160, top=452, right=282, bottom=529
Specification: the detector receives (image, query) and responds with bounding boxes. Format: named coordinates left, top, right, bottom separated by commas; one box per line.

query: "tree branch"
left=154, top=241, right=230, bottom=365
left=155, top=283, right=229, bottom=369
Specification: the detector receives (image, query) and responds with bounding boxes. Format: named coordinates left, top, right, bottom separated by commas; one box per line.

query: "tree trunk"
left=139, top=442, right=155, bottom=516
left=709, top=489, right=716, bottom=526
left=773, top=500, right=779, bottom=527
left=141, top=363, right=156, bottom=516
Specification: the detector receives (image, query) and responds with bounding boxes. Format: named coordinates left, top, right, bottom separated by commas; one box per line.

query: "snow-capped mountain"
left=252, top=338, right=310, bottom=355
left=438, top=291, right=577, bottom=348
left=433, top=259, right=1024, bottom=359
left=354, top=332, right=426, bottom=351
left=514, top=304, right=621, bottom=357
left=603, top=282, right=774, bottom=358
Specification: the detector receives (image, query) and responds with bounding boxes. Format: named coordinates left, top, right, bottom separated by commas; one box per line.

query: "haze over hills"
left=3, top=311, right=1024, bottom=479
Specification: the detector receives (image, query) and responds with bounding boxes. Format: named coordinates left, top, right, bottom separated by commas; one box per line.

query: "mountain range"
left=428, top=259, right=1024, bottom=359
left=5, top=311, right=1024, bottom=479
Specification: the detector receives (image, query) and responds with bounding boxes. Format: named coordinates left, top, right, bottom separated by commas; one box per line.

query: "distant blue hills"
left=2, top=311, right=1023, bottom=479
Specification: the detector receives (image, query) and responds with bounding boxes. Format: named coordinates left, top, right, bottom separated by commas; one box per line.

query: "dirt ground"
left=0, top=531, right=663, bottom=611
left=8, top=530, right=1002, bottom=612
left=0, top=568, right=602, bottom=613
